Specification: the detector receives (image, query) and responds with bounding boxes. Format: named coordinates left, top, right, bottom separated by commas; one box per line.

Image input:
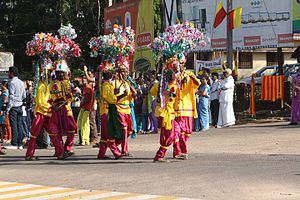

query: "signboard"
left=0, top=52, right=13, bottom=72
left=293, top=0, right=300, bottom=33
left=195, top=58, right=223, bottom=75
left=133, top=0, right=155, bottom=73
left=181, top=0, right=294, bottom=51
left=104, top=0, right=139, bottom=34
left=104, top=0, right=155, bottom=72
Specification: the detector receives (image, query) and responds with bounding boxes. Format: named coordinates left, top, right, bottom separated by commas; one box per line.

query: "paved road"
left=0, top=122, right=300, bottom=200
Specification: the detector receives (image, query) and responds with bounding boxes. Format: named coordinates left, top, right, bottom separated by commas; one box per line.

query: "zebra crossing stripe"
left=0, top=184, right=42, bottom=193
left=23, top=190, right=89, bottom=200
left=69, top=192, right=127, bottom=200
left=121, top=195, right=162, bottom=200
left=0, top=181, right=198, bottom=200
left=0, top=187, right=67, bottom=199
left=47, top=190, right=108, bottom=200
left=18, top=188, right=76, bottom=200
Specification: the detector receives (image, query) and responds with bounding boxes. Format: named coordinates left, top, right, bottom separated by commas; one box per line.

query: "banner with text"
left=195, top=58, right=223, bottom=75
left=181, top=0, right=293, bottom=51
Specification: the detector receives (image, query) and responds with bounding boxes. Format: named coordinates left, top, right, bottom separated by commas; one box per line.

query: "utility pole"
left=227, top=0, right=233, bottom=69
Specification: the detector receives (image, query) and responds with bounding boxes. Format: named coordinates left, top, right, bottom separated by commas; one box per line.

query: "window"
left=266, top=52, right=278, bottom=66
left=238, top=52, right=253, bottom=69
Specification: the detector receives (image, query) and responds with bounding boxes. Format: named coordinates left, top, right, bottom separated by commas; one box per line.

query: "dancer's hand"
left=114, top=88, right=120, bottom=95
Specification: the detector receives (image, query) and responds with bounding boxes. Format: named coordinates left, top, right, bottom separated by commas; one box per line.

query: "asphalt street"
left=0, top=122, right=299, bottom=200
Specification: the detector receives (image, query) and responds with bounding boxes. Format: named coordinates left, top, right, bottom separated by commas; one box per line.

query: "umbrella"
left=291, top=45, right=300, bottom=58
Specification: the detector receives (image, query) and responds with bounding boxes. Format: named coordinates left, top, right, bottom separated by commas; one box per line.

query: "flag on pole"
left=213, top=1, right=227, bottom=28
left=228, top=7, right=243, bottom=30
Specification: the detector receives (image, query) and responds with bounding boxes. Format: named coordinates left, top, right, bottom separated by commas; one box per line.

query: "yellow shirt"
left=100, top=81, right=112, bottom=116
left=49, top=79, right=73, bottom=116
left=104, top=80, right=131, bottom=115
left=174, top=71, right=200, bottom=118
left=115, top=80, right=131, bottom=114
left=159, top=82, right=177, bottom=130
left=34, top=80, right=52, bottom=117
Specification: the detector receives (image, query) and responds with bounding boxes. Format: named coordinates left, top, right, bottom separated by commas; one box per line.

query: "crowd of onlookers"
left=0, top=66, right=235, bottom=155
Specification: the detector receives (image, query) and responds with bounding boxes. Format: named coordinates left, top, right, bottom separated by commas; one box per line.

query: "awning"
left=291, top=46, right=300, bottom=58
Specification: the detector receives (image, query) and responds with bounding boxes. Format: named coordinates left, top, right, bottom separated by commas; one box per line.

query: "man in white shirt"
left=217, top=69, right=236, bottom=128
left=7, top=66, right=26, bottom=149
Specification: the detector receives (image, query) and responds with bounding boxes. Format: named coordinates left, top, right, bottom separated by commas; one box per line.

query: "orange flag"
left=228, top=7, right=242, bottom=30
left=213, top=1, right=227, bottom=28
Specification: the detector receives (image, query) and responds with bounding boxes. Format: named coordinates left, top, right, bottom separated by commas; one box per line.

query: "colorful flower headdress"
left=149, top=21, right=206, bottom=63
left=89, top=24, right=135, bottom=72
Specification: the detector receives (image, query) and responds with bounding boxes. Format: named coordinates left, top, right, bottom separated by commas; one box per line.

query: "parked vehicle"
left=236, top=63, right=300, bottom=85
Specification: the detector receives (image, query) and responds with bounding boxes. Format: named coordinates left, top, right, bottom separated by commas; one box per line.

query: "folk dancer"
left=97, top=72, right=122, bottom=159
left=25, top=66, right=65, bottom=160
left=108, top=63, right=136, bottom=156
left=174, top=59, right=200, bottom=160
left=153, top=76, right=179, bottom=162
left=49, top=60, right=77, bottom=157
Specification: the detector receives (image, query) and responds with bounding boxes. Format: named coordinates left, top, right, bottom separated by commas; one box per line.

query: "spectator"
left=71, top=80, right=81, bottom=121
left=77, top=76, right=94, bottom=145
left=0, top=80, right=12, bottom=144
left=290, top=67, right=300, bottom=125
left=210, top=73, right=221, bottom=127
left=217, top=69, right=236, bottom=128
left=6, top=66, right=26, bottom=149
left=196, top=76, right=210, bottom=131
left=148, top=73, right=159, bottom=133
left=83, top=66, right=98, bottom=144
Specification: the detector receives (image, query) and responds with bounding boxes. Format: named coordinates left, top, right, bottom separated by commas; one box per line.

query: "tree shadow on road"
left=0, top=155, right=160, bottom=166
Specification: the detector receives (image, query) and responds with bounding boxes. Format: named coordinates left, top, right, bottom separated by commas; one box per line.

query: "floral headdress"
left=89, top=24, right=135, bottom=72
left=26, top=24, right=81, bottom=96
left=149, top=21, right=206, bottom=64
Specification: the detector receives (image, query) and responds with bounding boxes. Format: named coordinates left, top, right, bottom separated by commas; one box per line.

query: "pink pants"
left=25, top=113, right=64, bottom=157
left=52, top=107, right=77, bottom=152
left=154, top=118, right=179, bottom=160
left=174, top=116, right=194, bottom=155
left=116, top=113, right=133, bottom=155
left=98, top=114, right=122, bottom=158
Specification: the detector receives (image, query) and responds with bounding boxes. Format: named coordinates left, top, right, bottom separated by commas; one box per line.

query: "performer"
left=108, top=64, right=137, bottom=156
left=25, top=66, right=65, bottom=160
left=49, top=60, right=77, bottom=157
left=173, top=56, right=200, bottom=160
left=97, top=71, right=122, bottom=159
left=153, top=71, right=179, bottom=162
left=217, top=69, right=236, bottom=128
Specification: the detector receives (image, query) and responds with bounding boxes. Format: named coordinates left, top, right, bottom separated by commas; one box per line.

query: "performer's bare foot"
left=0, top=150, right=6, bottom=155
left=25, top=156, right=39, bottom=161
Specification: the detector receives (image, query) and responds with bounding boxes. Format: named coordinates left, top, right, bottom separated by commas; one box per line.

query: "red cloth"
left=80, top=85, right=94, bottom=111
left=98, top=114, right=122, bottom=158
left=115, top=112, right=133, bottom=154
left=26, top=113, right=64, bottom=157
left=175, top=116, right=194, bottom=155
left=154, top=118, right=179, bottom=160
